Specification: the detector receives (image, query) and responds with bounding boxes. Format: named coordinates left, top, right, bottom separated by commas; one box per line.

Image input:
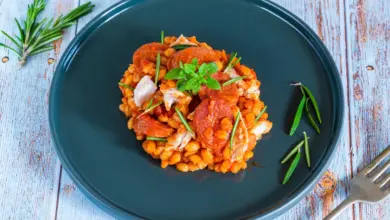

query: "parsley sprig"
left=164, top=58, right=221, bottom=94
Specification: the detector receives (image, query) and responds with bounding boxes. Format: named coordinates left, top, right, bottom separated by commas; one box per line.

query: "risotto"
left=118, top=34, right=272, bottom=173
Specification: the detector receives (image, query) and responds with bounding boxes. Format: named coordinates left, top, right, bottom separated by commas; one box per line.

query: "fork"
left=324, top=146, right=390, bottom=220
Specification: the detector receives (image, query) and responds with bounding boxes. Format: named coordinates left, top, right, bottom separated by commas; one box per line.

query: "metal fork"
left=324, top=146, right=390, bottom=220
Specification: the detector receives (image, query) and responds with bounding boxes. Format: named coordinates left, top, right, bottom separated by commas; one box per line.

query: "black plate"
left=49, top=0, right=344, bottom=219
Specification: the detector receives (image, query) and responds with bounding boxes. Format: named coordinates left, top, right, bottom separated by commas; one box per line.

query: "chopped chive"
left=223, top=76, right=247, bottom=86
left=146, top=98, right=154, bottom=109
left=146, top=136, right=167, bottom=142
left=155, top=53, right=161, bottom=86
left=281, top=139, right=305, bottom=164
left=172, top=44, right=194, bottom=50
left=303, top=132, right=310, bottom=167
left=254, top=106, right=268, bottom=124
left=282, top=148, right=301, bottom=184
left=160, top=30, right=164, bottom=44
left=118, top=82, right=134, bottom=90
left=305, top=98, right=320, bottom=134
left=175, top=107, right=193, bottom=134
left=289, top=95, right=306, bottom=136
left=137, top=101, right=163, bottom=118
left=230, top=111, right=241, bottom=150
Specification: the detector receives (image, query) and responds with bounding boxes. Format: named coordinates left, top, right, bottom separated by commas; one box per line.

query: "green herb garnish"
left=175, top=107, right=194, bottom=134
left=118, top=82, right=134, bottom=90
left=282, top=148, right=301, bottom=184
left=303, top=132, right=310, bottom=167
left=161, top=30, right=164, bottom=44
left=146, top=98, right=154, bottom=109
left=289, top=95, right=306, bottom=136
left=155, top=53, right=161, bottom=85
left=223, top=76, right=247, bottom=86
left=224, top=52, right=241, bottom=73
left=0, top=1, right=94, bottom=66
left=171, top=44, right=195, bottom=51
left=254, top=106, right=268, bottom=124
left=305, top=98, right=320, bottom=134
left=165, top=58, right=220, bottom=94
left=137, top=101, right=163, bottom=118
left=281, top=139, right=305, bottom=164
left=292, top=82, right=322, bottom=124
left=146, top=136, right=167, bottom=142
left=230, top=111, right=241, bottom=150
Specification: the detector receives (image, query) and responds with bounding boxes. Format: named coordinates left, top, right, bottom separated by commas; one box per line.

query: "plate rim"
left=49, top=0, right=345, bottom=219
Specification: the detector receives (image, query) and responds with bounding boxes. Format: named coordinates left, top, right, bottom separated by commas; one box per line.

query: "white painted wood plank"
left=346, top=0, right=390, bottom=219
left=0, top=0, right=78, bottom=219
left=55, top=1, right=120, bottom=219
left=273, top=0, right=353, bottom=219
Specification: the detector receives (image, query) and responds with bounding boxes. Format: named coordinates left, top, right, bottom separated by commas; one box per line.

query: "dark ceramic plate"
left=49, top=0, right=344, bottom=219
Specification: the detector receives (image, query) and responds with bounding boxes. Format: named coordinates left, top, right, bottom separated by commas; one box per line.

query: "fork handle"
left=324, top=196, right=356, bottom=220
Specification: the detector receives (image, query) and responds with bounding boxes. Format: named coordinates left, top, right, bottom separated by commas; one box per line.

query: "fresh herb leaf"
left=282, top=148, right=301, bottom=184
left=184, top=63, right=196, bottom=73
left=185, top=78, right=198, bottom=90
left=160, top=30, right=164, bottom=44
left=305, top=98, right=320, bottom=134
left=0, top=1, right=94, bottom=66
left=191, top=58, right=198, bottom=67
left=155, top=53, right=161, bottom=85
left=223, top=76, right=247, bottom=86
left=177, top=79, right=186, bottom=91
left=192, top=83, right=201, bottom=94
left=224, top=52, right=241, bottom=73
left=206, top=77, right=221, bottom=90
left=137, top=101, right=163, bottom=118
left=175, top=107, right=194, bottom=134
left=179, top=61, right=184, bottom=69
left=172, top=44, right=195, bottom=51
left=118, top=82, right=134, bottom=90
left=205, top=62, right=218, bottom=75
left=254, top=106, right=268, bottom=124
left=289, top=95, right=306, bottom=136
left=146, top=98, right=154, bottom=109
left=230, top=111, right=241, bottom=150
left=293, top=82, right=322, bottom=124
left=165, top=68, right=184, bottom=80
left=281, top=139, right=305, bottom=164
left=303, top=132, right=310, bottom=168
left=146, top=136, right=167, bottom=142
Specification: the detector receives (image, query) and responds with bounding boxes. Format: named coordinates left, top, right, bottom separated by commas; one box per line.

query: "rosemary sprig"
left=230, top=111, right=241, bottom=150
left=223, top=52, right=241, bottom=73
left=118, top=82, right=134, bottom=90
left=282, top=148, right=301, bottom=184
left=161, top=30, right=164, bottom=44
left=222, top=76, right=247, bottom=86
left=146, top=98, right=154, bottom=109
left=155, top=53, right=161, bottom=86
left=0, top=1, right=94, bottom=66
left=281, top=136, right=310, bottom=164
left=137, top=101, right=162, bottom=118
left=175, top=107, right=194, bottom=134
left=292, top=82, right=322, bottom=123
left=303, top=132, right=310, bottom=167
left=254, top=106, right=268, bottom=124
left=146, top=136, right=167, bottom=142
left=289, top=95, right=306, bottom=136
left=305, top=98, right=320, bottom=134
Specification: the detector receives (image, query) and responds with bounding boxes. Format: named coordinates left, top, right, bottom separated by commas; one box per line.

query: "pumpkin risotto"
left=118, top=34, right=272, bottom=173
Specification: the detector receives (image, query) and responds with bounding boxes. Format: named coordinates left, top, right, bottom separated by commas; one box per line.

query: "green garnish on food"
left=222, top=76, right=247, bottom=86
left=146, top=98, right=154, bottom=109
left=292, top=82, right=322, bottom=123
left=165, top=58, right=221, bottom=94
left=175, top=107, right=194, bottom=134
left=155, top=53, right=161, bottom=86
left=281, top=139, right=305, bottom=164
left=0, top=0, right=94, bottom=66
left=118, top=82, right=134, bottom=90
left=230, top=111, right=241, bottom=150
left=305, top=98, right=320, bottom=134
left=289, top=94, right=306, bottom=136
left=254, top=105, right=268, bottom=124
left=137, top=101, right=163, bottom=118
left=171, top=44, right=195, bottom=51
left=282, top=148, right=301, bottom=184
left=160, top=30, right=164, bottom=44
left=224, top=52, right=241, bottom=73
left=303, top=132, right=310, bottom=167
left=146, top=136, right=167, bottom=142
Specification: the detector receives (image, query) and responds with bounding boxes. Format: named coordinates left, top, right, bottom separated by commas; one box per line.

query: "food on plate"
left=118, top=34, right=272, bottom=173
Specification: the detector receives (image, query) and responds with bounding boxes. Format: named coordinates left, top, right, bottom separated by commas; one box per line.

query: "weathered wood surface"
left=0, top=0, right=389, bottom=219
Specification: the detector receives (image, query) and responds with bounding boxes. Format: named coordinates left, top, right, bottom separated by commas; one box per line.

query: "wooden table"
left=0, top=0, right=388, bottom=219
